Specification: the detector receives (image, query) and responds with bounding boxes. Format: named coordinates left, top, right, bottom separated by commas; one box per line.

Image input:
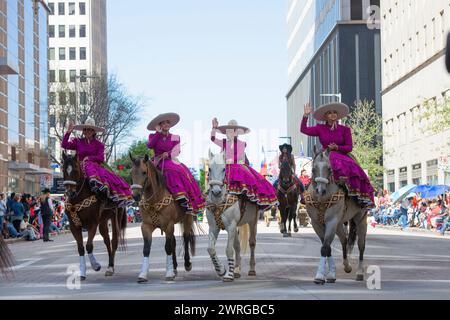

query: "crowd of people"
left=369, top=190, right=450, bottom=235
left=0, top=189, right=69, bottom=242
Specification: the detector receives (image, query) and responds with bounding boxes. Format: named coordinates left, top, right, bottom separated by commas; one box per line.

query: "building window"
left=388, top=182, right=395, bottom=193
left=48, top=3, right=54, bottom=15
left=49, top=70, right=56, bottom=82
left=58, top=2, right=65, bottom=15
left=79, top=25, right=86, bottom=38
left=69, top=2, right=75, bottom=15
left=59, top=25, right=65, bottom=38
left=80, top=70, right=87, bottom=82
left=69, top=25, right=75, bottom=38
left=350, top=0, right=363, bottom=20
left=69, top=70, right=76, bottom=82
left=49, top=25, right=55, bottom=38
left=69, top=92, right=76, bottom=105
left=48, top=48, right=55, bottom=60
left=80, top=92, right=87, bottom=105
left=59, top=70, right=66, bottom=83
left=69, top=47, right=76, bottom=60
left=79, top=2, right=86, bottom=15
left=59, top=92, right=67, bottom=105
left=49, top=114, right=56, bottom=128
left=59, top=48, right=65, bottom=60
left=49, top=92, right=56, bottom=105
left=80, top=47, right=87, bottom=60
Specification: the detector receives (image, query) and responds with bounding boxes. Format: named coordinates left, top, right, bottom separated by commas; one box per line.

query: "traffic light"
left=117, top=164, right=124, bottom=171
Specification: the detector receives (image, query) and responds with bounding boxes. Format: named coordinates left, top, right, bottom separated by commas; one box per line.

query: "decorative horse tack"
left=277, top=184, right=297, bottom=198
left=139, top=195, right=174, bottom=227
left=206, top=194, right=240, bottom=230
left=65, top=195, right=98, bottom=227
left=304, top=189, right=345, bottom=225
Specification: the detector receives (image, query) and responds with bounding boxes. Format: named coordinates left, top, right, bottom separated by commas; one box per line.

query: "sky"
left=107, top=0, right=288, bottom=168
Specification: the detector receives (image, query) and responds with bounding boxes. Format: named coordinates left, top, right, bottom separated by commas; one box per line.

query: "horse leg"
left=320, top=217, right=340, bottom=284
left=86, top=224, right=101, bottom=272
left=172, top=236, right=178, bottom=276
left=336, top=223, right=352, bottom=274
left=310, top=218, right=326, bottom=285
left=356, top=214, right=368, bottom=281
left=223, top=221, right=238, bottom=282
left=280, top=206, right=288, bottom=237
left=233, top=229, right=241, bottom=279
left=206, top=210, right=226, bottom=277
left=137, top=222, right=154, bottom=283
left=99, top=221, right=114, bottom=277
left=70, top=225, right=87, bottom=281
left=164, top=223, right=176, bottom=281
left=293, top=203, right=299, bottom=233
left=183, top=214, right=193, bottom=272
left=248, top=213, right=258, bottom=277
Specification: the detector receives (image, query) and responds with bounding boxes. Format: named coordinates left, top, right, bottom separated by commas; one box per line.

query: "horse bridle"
left=311, top=149, right=334, bottom=186
left=63, top=161, right=86, bottom=200
left=130, top=161, right=158, bottom=204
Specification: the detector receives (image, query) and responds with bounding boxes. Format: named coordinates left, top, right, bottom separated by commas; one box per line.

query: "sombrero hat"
left=279, top=143, right=293, bottom=153
left=147, top=113, right=180, bottom=131
left=73, top=117, right=105, bottom=133
left=217, top=120, right=250, bottom=135
left=313, top=102, right=349, bottom=122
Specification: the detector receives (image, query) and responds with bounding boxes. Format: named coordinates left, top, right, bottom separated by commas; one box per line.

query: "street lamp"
left=320, top=93, right=342, bottom=103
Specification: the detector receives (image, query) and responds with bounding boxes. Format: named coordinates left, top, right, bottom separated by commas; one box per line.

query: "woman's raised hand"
left=155, top=125, right=162, bottom=133
left=304, top=103, right=312, bottom=117
left=212, top=118, right=219, bottom=129
left=68, top=123, right=75, bottom=133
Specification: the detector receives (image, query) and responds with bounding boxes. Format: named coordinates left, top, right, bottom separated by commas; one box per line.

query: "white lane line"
left=12, top=259, right=42, bottom=271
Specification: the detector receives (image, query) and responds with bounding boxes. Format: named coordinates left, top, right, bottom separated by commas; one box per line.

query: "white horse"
left=305, top=146, right=368, bottom=285
left=205, top=151, right=262, bottom=282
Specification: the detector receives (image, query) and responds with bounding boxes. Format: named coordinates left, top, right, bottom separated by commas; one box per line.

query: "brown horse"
left=277, top=159, right=303, bottom=237
left=62, top=152, right=127, bottom=281
left=0, top=235, right=15, bottom=279
left=130, top=154, right=196, bottom=283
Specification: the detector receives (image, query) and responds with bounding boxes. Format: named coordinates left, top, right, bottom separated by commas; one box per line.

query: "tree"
left=113, top=140, right=153, bottom=184
left=343, top=100, right=383, bottom=188
left=421, top=95, right=450, bottom=148
left=49, top=73, right=145, bottom=164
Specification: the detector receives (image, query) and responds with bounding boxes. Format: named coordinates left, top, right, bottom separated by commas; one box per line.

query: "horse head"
left=208, top=150, right=226, bottom=200
left=62, top=151, right=83, bottom=199
left=130, top=153, right=164, bottom=202
left=279, top=159, right=293, bottom=187
left=312, top=145, right=333, bottom=197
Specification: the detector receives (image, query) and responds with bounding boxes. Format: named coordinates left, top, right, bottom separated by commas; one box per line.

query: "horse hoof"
left=283, top=233, right=289, bottom=238
left=174, top=269, right=178, bottom=276
left=80, top=276, right=86, bottom=281
left=356, top=274, right=364, bottom=282
left=94, top=265, right=101, bottom=272
left=185, top=263, right=192, bottom=272
left=137, top=278, right=148, bottom=283
left=344, top=266, right=352, bottom=274
left=165, top=276, right=175, bottom=281
left=248, top=271, right=256, bottom=277
left=294, top=228, right=299, bottom=233
left=327, top=279, right=336, bottom=283
left=105, top=270, right=114, bottom=277
left=314, top=279, right=325, bottom=285
left=234, top=272, right=241, bottom=279
left=223, top=277, right=234, bottom=282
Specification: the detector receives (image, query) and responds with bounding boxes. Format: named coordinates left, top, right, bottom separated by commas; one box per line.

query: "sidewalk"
left=4, top=230, right=72, bottom=244
left=373, top=223, right=449, bottom=237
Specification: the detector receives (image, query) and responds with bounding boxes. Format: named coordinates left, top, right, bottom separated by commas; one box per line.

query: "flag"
left=260, top=146, right=268, bottom=176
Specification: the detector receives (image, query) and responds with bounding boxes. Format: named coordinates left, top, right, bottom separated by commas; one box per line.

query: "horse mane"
left=145, top=158, right=167, bottom=190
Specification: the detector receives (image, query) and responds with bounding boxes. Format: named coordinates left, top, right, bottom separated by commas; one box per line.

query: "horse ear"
left=324, top=147, right=331, bottom=157
left=313, top=145, right=319, bottom=156
left=129, top=152, right=135, bottom=163
left=144, top=154, right=149, bottom=163
left=62, top=151, right=67, bottom=161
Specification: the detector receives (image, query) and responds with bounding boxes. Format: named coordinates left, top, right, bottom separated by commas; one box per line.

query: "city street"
left=2, top=220, right=450, bottom=300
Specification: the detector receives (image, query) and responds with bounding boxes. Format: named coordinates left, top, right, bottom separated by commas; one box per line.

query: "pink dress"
left=61, top=132, right=133, bottom=207
left=147, top=132, right=205, bottom=213
left=211, top=129, right=278, bottom=210
left=300, top=117, right=375, bottom=207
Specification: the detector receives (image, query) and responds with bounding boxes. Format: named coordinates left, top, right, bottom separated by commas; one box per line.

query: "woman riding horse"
left=211, top=118, right=278, bottom=211
left=62, top=117, right=133, bottom=207
left=301, top=102, right=375, bottom=207
left=146, top=113, right=205, bottom=214
left=274, top=143, right=303, bottom=190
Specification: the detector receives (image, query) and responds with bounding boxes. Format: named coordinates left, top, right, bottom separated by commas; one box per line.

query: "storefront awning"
left=0, top=57, right=19, bottom=75
left=8, top=161, right=53, bottom=175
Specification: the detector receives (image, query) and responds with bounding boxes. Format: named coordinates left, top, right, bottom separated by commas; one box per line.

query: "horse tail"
left=347, top=219, right=358, bottom=254
left=116, top=207, right=127, bottom=251
left=0, top=235, right=15, bottom=279
left=238, top=224, right=250, bottom=255
left=181, top=214, right=196, bottom=257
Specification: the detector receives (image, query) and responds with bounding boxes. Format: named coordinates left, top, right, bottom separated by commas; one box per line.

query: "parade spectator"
left=10, top=195, right=25, bottom=233
left=0, top=193, right=6, bottom=235
left=20, top=194, right=31, bottom=220
left=299, top=169, right=311, bottom=190
left=40, top=189, right=54, bottom=242
left=6, top=193, right=15, bottom=217
left=20, top=217, right=39, bottom=241
left=399, top=197, right=411, bottom=230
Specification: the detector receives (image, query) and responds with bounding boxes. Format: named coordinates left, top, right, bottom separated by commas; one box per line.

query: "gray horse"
left=305, top=146, right=368, bottom=285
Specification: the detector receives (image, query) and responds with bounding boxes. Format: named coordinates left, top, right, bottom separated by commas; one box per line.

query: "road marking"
left=12, top=259, right=42, bottom=271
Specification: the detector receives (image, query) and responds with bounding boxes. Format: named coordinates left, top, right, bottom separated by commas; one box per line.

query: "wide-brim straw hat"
left=73, top=117, right=105, bottom=133
left=313, top=103, right=349, bottom=122
left=217, top=120, right=250, bottom=135
left=147, top=113, right=180, bottom=131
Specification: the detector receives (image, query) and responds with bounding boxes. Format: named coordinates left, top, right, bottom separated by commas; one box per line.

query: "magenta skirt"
left=82, top=161, right=133, bottom=207
left=156, top=159, right=205, bottom=213
left=330, top=152, right=375, bottom=207
left=225, top=164, right=278, bottom=210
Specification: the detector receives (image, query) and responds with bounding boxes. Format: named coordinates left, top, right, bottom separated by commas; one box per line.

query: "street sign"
left=40, top=174, right=53, bottom=189
left=52, top=177, right=66, bottom=194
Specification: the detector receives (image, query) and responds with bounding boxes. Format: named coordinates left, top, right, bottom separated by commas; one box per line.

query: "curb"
left=374, top=224, right=448, bottom=236
left=4, top=230, right=72, bottom=244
